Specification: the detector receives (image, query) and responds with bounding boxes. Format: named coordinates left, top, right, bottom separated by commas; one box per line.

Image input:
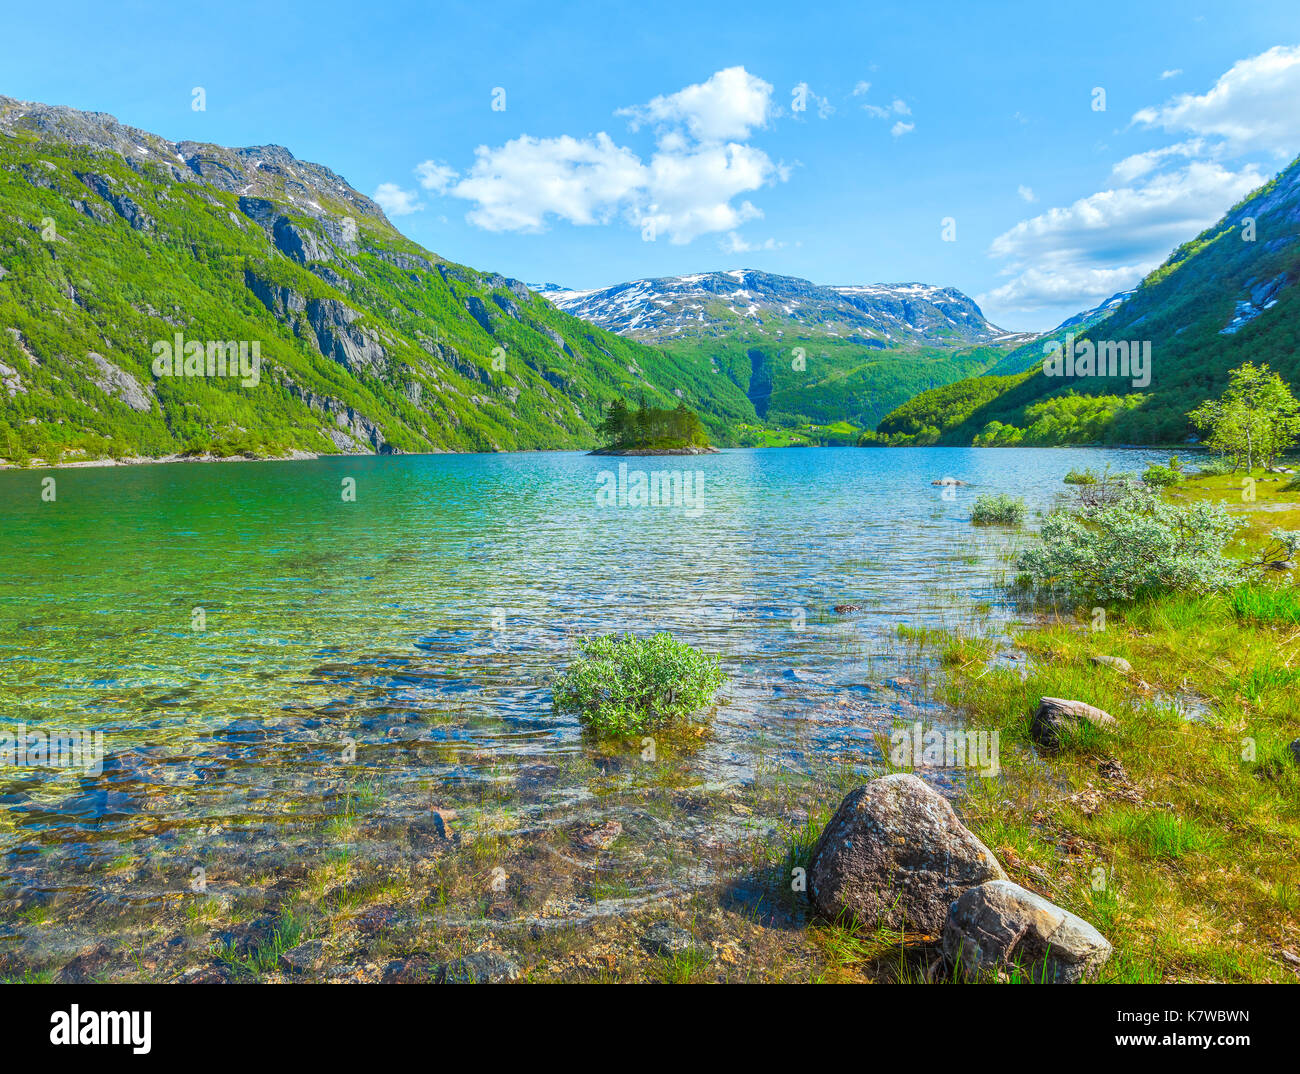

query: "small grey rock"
left=943, top=880, right=1113, bottom=983
left=1031, top=697, right=1117, bottom=750
left=641, top=922, right=710, bottom=960
left=1089, top=654, right=1132, bottom=675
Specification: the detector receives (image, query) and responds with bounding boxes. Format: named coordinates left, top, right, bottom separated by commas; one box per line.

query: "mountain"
left=0, top=95, right=758, bottom=464
left=868, top=154, right=1300, bottom=447
left=537, top=270, right=1031, bottom=436
left=535, top=270, right=1023, bottom=347
left=983, top=289, right=1136, bottom=377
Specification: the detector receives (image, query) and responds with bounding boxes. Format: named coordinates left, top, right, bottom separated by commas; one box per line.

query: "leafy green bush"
left=1141, top=462, right=1181, bottom=487
left=552, top=632, right=726, bottom=735
left=1017, top=490, right=1240, bottom=600
left=1063, top=468, right=1099, bottom=485
left=970, top=493, right=1027, bottom=526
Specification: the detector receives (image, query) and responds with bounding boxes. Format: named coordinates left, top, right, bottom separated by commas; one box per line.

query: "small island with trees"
left=589, top=398, right=720, bottom=455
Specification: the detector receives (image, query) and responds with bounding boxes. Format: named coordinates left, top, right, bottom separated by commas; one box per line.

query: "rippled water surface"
left=0, top=446, right=1166, bottom=977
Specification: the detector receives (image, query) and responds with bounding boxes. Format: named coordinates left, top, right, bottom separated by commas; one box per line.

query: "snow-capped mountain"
left=533, top=270, right=1019, bottom=347
left=983, top=288, right=1140, bottom=376
left=1054, top=289, right=1138, bottom=333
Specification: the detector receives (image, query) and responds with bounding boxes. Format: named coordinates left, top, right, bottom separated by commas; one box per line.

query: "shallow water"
left=0, top=446, right=1167, bottom=974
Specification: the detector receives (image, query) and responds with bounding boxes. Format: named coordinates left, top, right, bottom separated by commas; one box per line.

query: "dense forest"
left=596, top=398, right=710, bottom=450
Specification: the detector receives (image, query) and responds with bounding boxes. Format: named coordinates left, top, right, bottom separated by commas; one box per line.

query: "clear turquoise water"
left=0, top=446, right=1166, bottom=955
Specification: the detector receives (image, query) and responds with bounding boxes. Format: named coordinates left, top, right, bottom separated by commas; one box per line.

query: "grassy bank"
left=890, top=471, right=1300, bottom=982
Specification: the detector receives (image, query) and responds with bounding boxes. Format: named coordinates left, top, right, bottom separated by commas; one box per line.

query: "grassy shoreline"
left=896, top=470, right=1300, bottom=982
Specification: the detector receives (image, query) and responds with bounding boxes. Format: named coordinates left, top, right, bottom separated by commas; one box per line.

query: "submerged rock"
left=942, top=880, right=1113, bottom=983
left=807, top=773, right=1006, bottom=934
left=572, top=820, right=622, bottom=851
left=381, top=956, right=437, bottom=983
left=279, top=939, right=327, bottom=974
left=440, top=950, right=520, bottom=984
left=1031, top=697, right=1117, bottom=749
left=640, top=922, right=711, bottom=960
left=173, top=964, right=234, bottom=984
left=56, top=943, right=112, bottom=983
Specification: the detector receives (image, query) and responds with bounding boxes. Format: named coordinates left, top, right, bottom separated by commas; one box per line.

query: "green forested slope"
left=0, top=96, right=757, bottom=464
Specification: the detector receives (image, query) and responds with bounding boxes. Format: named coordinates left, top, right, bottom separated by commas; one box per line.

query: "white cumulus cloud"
left=983, top=45, right=1300, bottom=322
left=414, top=160, right=458, bottom=193
left=1134, top=44, right=1300, bottom=156
left=429, top=67, right=786, bottom=244
left=372, top=182, right=422, bottom=217
left=618, top=66, right=774, bottom=143
left=983, top=160, right=1263, bottom=316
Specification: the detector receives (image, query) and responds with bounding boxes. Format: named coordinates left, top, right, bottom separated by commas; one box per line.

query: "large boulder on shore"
left=943, top=880, right=1113, bottom=983
left=1031, top=697, right=1117, bottom=750
left=807, top=773, right=1006, bottom=934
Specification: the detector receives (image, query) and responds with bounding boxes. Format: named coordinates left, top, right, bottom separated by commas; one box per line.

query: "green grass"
left=211, top=907, right=309, bottom=978
left=1229, top=583, right=1300, bottom=625
left=928, top=477, right=1300, bottom=981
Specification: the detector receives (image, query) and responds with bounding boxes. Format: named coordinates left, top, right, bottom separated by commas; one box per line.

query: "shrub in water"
left=1063, top=468, right=1098, bottom=485
left=971, top=493, right=1027, bottom=526
left=1141, top=462, right=1181, bottom=487
left=552, top=632, right=726, bottom=735
left=1017, top=489, right=1240, bottom=600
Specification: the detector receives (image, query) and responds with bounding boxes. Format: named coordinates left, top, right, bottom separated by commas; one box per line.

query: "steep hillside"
left=868, top=154, right=1300, bottom=447
left=0, top=95, right=757, bottom=464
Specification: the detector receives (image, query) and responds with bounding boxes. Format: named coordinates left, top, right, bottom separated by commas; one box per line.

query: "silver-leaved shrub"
left=1017, top=489, right=1240, bottom=600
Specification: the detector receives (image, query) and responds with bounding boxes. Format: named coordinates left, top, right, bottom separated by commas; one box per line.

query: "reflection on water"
left=0, top=446, right=1166, bottom=976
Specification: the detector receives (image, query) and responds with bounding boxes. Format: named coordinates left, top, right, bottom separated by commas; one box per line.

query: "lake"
left=0, top=446, right=1169, bottom=978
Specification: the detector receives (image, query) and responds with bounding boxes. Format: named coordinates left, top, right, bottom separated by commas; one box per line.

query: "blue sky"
left=3, top=1, right=1299, bottom=330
